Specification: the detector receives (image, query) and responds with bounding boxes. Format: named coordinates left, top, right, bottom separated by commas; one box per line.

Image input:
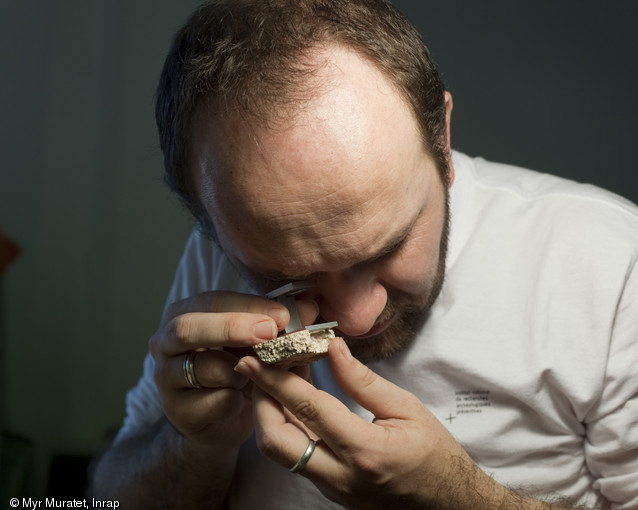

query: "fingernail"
left=338, top=337, right=352, bottom=361
left=254, top=320, right=277, bottom=340
left=234, top=360, right=251, bottom=376
left=268, top=307, right=287, bottom=324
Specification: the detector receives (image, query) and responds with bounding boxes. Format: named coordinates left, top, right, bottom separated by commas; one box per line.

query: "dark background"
left=1, top=0, right=636, bottom=499
left=394, top=1, right=638, bottom=204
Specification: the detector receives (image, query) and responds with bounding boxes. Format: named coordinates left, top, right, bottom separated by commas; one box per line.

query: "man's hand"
left=149, top=291, right=317, bottom=448
left=235, top=337, right=545, bottom=510
left=92, top=292, right=319, bottom=510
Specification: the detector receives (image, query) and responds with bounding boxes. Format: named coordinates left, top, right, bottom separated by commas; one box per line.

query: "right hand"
left=149, top=291, right=318, bottom=448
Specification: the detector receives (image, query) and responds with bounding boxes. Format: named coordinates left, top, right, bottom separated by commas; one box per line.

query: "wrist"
left=466, top=467, right=571, bottom=510
left=430, top=456, right=544, bottom=510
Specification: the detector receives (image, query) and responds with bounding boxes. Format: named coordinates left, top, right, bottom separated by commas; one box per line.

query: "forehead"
left=191, top=46, right=436, bottom=277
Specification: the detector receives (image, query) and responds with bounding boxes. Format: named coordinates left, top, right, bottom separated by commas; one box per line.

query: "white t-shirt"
left=116, top=152, right=638, bottom=509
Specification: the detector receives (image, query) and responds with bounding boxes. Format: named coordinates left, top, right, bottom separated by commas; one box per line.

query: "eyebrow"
left=354, top=216, right=416, bottom=267
left=253, top=204, right=424, bottom=283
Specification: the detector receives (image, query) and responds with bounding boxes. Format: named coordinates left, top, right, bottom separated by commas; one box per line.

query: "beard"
left=341, top=193, right=450, bottom=362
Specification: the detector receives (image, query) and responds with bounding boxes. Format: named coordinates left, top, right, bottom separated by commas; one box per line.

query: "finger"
left=295, top=298, right=320, bottom=328
left=328, top=337, right=418, bottom=420
left=255, top=365, right=319, bottom=440
left=159, top=349, right=249, bottom=390
left=289, top=363, right=312, bottom=383
left=162, top=291, right=288, bottom=328
left=153, top=311, right=279, bottom=356
left=252, top=383, right=343, bottom=477
left=279, top=365, right=314, bottom=433
left=235, top=355, right=366, bottom=454
left=252, top=383, right=310, bottom=464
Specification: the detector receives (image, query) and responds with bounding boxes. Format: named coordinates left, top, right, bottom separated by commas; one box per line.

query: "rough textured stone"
left=253, top=328, right=336, bottom=368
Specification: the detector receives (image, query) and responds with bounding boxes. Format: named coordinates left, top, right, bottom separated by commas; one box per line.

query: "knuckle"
left=348, top=366, right=378, bottom=402
left=219, top=316, right=234, bottom=343
left=291, top=399, right=320, bottom=424
left=168, top=315, right=193, bottom=343
left=218, top=313, right=249, bottom=343
left=358, top=365, right=377, bottom=391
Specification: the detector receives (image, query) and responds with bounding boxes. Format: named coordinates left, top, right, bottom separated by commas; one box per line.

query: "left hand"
left=234, top=337, right=502, bottom=509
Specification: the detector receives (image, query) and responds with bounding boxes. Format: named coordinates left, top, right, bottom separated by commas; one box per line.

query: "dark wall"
left=392, top=1, right=638, bottom=205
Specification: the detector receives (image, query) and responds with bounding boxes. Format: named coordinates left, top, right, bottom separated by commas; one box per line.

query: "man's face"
left=191, top=47, right=453, bottom=361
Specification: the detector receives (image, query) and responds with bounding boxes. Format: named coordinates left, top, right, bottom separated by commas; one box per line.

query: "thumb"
left=328, top=337, right=416, bottom=420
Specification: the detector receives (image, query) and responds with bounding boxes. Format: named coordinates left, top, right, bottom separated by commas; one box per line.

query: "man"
left=90, top=0, right=638, bottom=508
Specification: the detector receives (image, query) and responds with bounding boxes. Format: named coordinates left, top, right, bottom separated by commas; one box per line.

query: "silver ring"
left=290, top=438, right=316, bottom=474
left=183, top=349, right=205, bottom=389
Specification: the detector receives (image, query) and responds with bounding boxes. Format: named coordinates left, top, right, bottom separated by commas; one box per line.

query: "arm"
left=236, top=337, right=614, bottom=510
left=89, top=291, right=318, bottom=508
left=91, top=418, right=238, bottom=509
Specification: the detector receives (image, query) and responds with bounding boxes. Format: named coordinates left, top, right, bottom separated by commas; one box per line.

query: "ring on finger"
left=290, top=438, right=317, bottom=474
left=183, top=348, right=206, bottom=389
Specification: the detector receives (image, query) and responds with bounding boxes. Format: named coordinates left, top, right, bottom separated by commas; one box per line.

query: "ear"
left=444, top=91, right=455, bottom=187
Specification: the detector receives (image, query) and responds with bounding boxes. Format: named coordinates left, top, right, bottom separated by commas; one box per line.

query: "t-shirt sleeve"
left=586, top=258, right=638, bottom=509
left=113, top=230, right=245, bottom=444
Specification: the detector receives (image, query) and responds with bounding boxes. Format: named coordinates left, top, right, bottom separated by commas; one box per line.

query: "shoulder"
left=454, top=151, right=636, bottom=213
left=448, top=152, right=638, bottom=302
left=166, top=229, right=253, bottom=304
left=452, top=152, right=638, bottom=252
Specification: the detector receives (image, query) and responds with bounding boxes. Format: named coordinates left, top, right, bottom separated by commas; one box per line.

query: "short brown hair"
left=156, top=0, right=448, bottom=234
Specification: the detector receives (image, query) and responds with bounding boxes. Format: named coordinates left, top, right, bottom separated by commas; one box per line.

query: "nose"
left=313, top=270, right=388, bottom=337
